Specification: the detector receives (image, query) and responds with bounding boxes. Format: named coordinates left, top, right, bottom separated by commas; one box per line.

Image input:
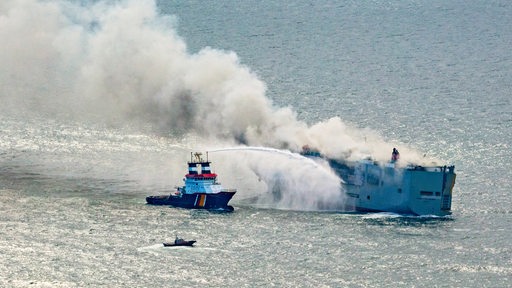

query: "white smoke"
left=0, top=0, right=436, bottom=210
left=208, top=147, right=345, bottom=211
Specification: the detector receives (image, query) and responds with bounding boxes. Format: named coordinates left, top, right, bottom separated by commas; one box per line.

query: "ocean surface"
left=1, top=0, right=511, bottom=287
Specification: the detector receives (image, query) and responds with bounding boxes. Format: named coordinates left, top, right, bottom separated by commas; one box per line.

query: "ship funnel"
left=188, top=163, right=198, bottom=175
left=188, top=152, right=212, bottom=175
left=201, top=162, right=211, bottom=174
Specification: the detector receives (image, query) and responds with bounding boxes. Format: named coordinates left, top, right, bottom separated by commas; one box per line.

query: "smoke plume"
left=1, top=0, right=434, bottom=210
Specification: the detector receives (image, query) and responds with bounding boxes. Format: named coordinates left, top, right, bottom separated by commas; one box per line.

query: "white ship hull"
left=339, top=160, right=456, bottom=216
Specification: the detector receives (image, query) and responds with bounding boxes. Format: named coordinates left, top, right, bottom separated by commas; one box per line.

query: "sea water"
left=1, top=0, right=511, bottom=287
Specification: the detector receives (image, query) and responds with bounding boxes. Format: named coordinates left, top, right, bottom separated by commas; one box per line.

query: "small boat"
left=163, top=236, right=196, bottom=247
left=146, top=152, right=236, bottom=211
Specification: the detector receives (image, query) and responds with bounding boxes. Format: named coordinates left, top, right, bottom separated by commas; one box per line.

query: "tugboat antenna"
left=192, top=152, right=203, bottom=162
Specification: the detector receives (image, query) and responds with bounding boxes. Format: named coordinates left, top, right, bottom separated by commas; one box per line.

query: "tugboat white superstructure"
left=146, top=152, right=236, bottom=212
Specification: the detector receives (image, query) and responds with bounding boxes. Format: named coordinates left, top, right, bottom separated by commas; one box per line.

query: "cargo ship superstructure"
left=303, top=147, right=456, bottom=216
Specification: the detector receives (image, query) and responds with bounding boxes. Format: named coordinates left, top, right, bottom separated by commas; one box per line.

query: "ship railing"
left=406, top=164, right=456, bottom=173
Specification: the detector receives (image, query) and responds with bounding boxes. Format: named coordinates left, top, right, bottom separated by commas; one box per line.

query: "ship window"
left=367, top=175, right=379, bottom=185
left=420, top=191, right=433, bottom=196
left=397, top=188, right=402, bottom=193
left=435, top=192, right=440, bottom=196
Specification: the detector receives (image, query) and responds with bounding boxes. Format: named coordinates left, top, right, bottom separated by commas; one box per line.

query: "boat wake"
left=362, top=212, right=453, bottom=219
left=361, top=212, right=404, bottom=219
left=137, top=244, right=165, bottom=252
left=137, top=244, right=232, bottom=254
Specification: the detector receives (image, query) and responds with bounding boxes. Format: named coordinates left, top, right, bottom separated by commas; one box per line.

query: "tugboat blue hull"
left=146, top=191, right=236, bottom=212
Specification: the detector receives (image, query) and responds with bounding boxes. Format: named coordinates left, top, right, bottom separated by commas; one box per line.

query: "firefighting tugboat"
left=146, top=152, right=236, bottom=212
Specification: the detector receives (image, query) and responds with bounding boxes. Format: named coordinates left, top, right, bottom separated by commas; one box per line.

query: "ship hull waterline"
left=146, top=191, right=236, bottom=212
